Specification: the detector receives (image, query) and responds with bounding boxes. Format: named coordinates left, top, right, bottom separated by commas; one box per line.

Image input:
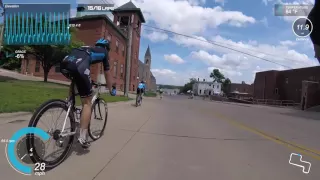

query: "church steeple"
left=145, top=45, right=151, bottom=58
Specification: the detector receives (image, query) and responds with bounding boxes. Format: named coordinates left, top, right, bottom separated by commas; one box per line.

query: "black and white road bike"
left=26, top=80, right=108, bottom=169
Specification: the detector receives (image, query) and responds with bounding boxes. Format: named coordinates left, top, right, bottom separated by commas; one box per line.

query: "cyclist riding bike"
left=307, top=0, right=320, bottom=62
left=60, top=38, right=116, bottom=149
left=159, top=88, right=163, bottom=99
left=137, top=81, right=146, bottom=101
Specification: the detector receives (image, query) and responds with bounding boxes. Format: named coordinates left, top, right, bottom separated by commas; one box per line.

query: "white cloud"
left=113, top=0, right=255, bottom=35
left=151, top=69, right=187, bottom=85
left=144, top=31, right=168, bottom=42
left=175, top=0, right=206, bottom=6
left=280, top=40, right=297, bottom=46
left=164, top=54, right=185, bottom=64
left=174, top=35, right=317, bottom=69
left=151, top=69, right=176, bottom=76
left=191, top=50, right=248, bottom=76
left=151, top=68, right=215, bottom=85
left=70, top=8, right=77, bottom=18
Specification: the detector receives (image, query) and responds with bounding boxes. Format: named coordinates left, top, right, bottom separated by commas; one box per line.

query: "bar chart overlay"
left=4, top=3, right=71, bottom=45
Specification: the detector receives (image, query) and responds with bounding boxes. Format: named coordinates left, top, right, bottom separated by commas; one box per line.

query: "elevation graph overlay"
left=4, top=3, right=71, bottom=45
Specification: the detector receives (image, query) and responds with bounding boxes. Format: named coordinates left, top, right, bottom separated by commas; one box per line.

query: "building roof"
left=145, top=45, right=151, bottom=58
left=195, top=81, right=221, bottom=84
left=112, top=1, right=146, bottom=23
left=70, top=15, right=127, bottom=40
left=116, top=1, right=138, bottom=9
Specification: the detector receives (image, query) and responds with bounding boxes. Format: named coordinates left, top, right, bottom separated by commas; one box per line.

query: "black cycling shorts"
left=60, top=49, right=93, bottom=98
left=137, top=88, right=144, bottom=95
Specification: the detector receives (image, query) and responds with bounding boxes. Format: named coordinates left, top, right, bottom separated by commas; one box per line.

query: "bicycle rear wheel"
left=88, top=98, right=108, bottom=141
left=27, top=99, right=76, bottom=169
left=136, top=95, right=140, bottom=107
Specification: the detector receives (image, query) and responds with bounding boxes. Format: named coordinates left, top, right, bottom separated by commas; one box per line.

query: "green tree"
left=24, top=28, right=84, bottom=82
left=222, top=78, right=231, bottom=94
left=0, top=45, right=23, bottom=70
left=210, top=69, right=225, bottom=83
left=180, top=78, right=197, bottom=93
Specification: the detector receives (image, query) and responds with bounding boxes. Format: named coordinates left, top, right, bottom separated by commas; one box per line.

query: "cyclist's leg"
left=141, top=88, right=144, bottom=100
left=136, top=88, right=141, bottom=101
left=75, top=57, right=93, bottom=148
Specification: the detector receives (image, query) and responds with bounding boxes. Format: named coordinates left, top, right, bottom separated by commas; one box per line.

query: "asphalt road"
left=0, top=95, right=320, bottom=179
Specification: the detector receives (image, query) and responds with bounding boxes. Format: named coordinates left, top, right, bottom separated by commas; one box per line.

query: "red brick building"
left=253, top=66, right=320, bottom=104
left=229, top=82, right=254, bottom=95
left=20, top=1, right=145, bottom=92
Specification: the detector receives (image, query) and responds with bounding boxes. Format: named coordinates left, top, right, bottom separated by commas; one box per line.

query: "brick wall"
left=230, top=83, right=253, bottom=94
left=253, top=70, right=279, bottom=100
left=254, top=66, right=320, bottom=104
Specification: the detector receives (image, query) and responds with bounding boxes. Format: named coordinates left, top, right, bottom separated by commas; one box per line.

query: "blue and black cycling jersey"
left=69, top=46, right=110, bottom=71
left=138, top=83, right=146, bottom=89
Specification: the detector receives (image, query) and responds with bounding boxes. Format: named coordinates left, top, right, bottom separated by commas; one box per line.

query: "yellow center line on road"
left=198, top=107, right=320, bottom=161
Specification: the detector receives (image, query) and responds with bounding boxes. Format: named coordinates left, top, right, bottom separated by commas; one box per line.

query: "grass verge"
left=0, top=80, right=132, bottom=113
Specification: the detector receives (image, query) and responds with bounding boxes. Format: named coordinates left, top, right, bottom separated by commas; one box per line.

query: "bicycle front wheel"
left=88, top=98, right=108, bottom=141
left=27, top=99, right=76, bottom=169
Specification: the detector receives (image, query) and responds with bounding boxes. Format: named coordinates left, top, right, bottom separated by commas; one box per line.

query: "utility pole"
left=0, top=0, right=4, bottom=51
left=124, top=14, right=134, bottom=97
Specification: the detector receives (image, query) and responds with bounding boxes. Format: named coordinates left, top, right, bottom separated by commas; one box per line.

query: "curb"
left=0, top=100, right=135, bottom=118
left=0, top=112, right=32, bottom=118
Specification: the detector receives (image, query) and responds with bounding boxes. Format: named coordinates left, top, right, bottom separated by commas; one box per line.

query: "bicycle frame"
left=59, top=81, right=104, bottom=138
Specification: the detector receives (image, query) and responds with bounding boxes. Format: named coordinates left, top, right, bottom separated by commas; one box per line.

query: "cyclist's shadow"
left=42, top=136, right=90, bottom=170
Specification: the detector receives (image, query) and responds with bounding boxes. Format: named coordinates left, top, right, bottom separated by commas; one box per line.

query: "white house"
left=162, top=88, right=180, bottom=95
left=192, top=81, right=222, bottom=96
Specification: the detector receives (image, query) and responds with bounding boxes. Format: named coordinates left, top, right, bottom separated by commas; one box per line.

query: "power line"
left=142, top=24, right=292, bottom=69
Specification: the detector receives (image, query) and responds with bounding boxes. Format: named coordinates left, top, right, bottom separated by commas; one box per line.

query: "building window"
left=213, top=85, right=215, bottom=88
left=116, top=40, right=119, bottom=53
left=285, top=78, right=289, bottom=84
left=122, top=45, right=125, bottom=56
left=113, top=61, right=117, bottom=77
left=274, top=88, right=278, bottom=95
left=120, top=64, right=124, bottom=78
left=35, top=61, right=40, bottom=72
left=107, top=34, right=112, bottom=42
left=55, top=64, right=60, bottom=73
left=199, top=90, right=202, bottom=94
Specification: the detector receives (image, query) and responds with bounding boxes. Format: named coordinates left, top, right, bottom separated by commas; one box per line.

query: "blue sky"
left=2, top=0, right=317, bottom=85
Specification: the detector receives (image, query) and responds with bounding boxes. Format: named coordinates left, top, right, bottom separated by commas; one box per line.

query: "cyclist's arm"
left=103, top=56, right=113, bottom=91
left=91, top=47, right=113, bottom=91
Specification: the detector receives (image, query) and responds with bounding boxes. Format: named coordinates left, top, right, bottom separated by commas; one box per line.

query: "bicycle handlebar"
left=91, top=81, right=107, bottom=86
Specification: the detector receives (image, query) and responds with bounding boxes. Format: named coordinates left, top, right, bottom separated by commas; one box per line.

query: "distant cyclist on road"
left=137, top=80, right=146, bottom=101
left=60, top=38, right=116, bottom=149
left=307, top=0, right=320, bottom=62
left=159, top=88, right=163, bottom=99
